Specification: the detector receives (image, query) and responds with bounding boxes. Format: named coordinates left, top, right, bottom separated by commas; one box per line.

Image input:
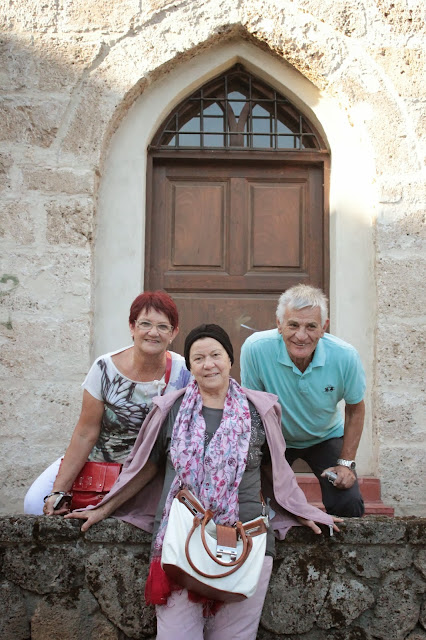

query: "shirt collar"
left=278, top=335, right=326, bottom=373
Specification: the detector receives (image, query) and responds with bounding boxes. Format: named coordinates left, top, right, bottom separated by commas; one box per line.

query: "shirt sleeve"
left=81, top=358, right=104, bottom=401
left=343, top=349, right=366, bottom=405
left=148, top=418, right=169, bottom=466
left=240, top=339, right=266, bottom=391
left=149, top=395, right=185, bottom=465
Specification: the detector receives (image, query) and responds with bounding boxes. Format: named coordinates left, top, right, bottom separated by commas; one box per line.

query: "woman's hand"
left=43, top=494, right=71, bottom=516
left=295, top=515, right=342, bottom=534
left=64, top=504, right=111, bottom=532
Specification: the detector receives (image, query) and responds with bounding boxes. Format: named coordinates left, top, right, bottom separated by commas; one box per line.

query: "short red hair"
left=129, top=291, right=179, bottom=328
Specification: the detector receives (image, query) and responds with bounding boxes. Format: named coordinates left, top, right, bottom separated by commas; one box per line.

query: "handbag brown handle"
left=185, top=514, right=253, bottom=579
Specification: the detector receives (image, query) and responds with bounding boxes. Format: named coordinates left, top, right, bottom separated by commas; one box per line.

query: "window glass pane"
left=277, top=121, right=294, bottom=135
left=277, top=135, right=297, bottom=149
left=179, top=133, right=201, bottom=146
left=203, top=133, right=225, bottom=147
left=252, top=104, right=270, bottom=118
left=252, top=118, right=272, bottom=134
left=252, top=134, right=273, bottom=148
left=204, top=116, right=224, bottom=133
left=180, top=117, right=200, bottom=133
left=203, top=102, right=223, bottom=116
left=167, top=135, right=176, bottom=147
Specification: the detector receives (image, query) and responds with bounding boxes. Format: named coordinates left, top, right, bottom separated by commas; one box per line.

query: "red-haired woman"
left=24, top=291, right=190, bottom=515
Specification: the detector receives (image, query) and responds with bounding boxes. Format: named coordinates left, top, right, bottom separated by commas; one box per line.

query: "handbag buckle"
left=216, top=545, right=237, bottom=561
left=216, top=524, right=238, bottom=561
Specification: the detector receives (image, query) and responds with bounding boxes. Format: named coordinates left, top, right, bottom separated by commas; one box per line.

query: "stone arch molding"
left=89, top=5, right=412, bottom=475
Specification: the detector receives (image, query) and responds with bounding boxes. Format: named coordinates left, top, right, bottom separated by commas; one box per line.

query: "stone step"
left=296, top=474, right=395, bottom=516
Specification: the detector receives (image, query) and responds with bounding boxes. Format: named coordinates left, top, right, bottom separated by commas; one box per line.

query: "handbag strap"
left=160, top=351, right=172, bottom=396
left=185, top=514, right=253, bottom=579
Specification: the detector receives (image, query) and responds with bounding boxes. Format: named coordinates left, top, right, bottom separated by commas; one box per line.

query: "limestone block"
left=85, top=547, right=156, bottom=638
left=1, top=381, right=81, bottom=439
left=376, top=390, right=426, bottom=443
left=371, top=48, right=426, bottom=98
left=369, top=571, right=421, bottom=640
left=376, top=0, right=426, bottom=35
left=31, top=589, right=121, bottom=640
left=0, top=34, right=102, bottom=92
left=335, top=517, right=407, bottom=545
left=83, top=518, right=152, bottom=546
left=0, top=99, right=67, bottom=148
left=0, top=516, right=39, bottom=543
left=317, top=577, right=375, bottom=629
left=0, top=249, right=91, bottom=317
left=376, top=257, right=426, bottom=317
left=0, top=201, right=35, bottom=244
left=261, top=547, right=330, bottom=634
left=58, top=77, right=129, bottom=163
left=0, top=318, right=90, bottom=380
left=420, top=599, right=426, bottom=630
left=22, top=167, right=94, bottom=195
left=0, top=152, right=13, bottom=193
left=3, top=544, right=85, bottom=594
left=415, top=550, right=426, bottom=580
left=341, top=546, right=413, bottom=578
left=377, top=210, right=426, bottom=253
left=58, top=0, right=140, bottom=33
left=405, top=629, right=426, bottom=640
left=294, top=0, right=367, bottom=38
left=0, top=0, right=58, bottom=32
left=376, top=323, right=426, bottom=388
left=46, top=198, right=94, bottom=247
left=0, top=579, right=30, bottom=640
left=241, top=1, right=348, bottom=87
left=379, top=448, right=426, bottom=514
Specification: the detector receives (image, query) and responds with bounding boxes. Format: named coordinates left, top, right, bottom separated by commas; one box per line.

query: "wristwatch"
left=336, top=458, right=356, bottom=470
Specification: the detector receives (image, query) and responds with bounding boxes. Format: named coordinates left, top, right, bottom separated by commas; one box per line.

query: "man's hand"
left=321, top=465, right=356, bottom=489
left=295, top=514, right=342, bottom=534
left=64, top=504, right=111, bottom=532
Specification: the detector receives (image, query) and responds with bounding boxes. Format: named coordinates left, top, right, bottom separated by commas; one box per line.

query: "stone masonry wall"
left=1, top=516, right=426, bottom=640
left=0, top=0, right=425, bottom=515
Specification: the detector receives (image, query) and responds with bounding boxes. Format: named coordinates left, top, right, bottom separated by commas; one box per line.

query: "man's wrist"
left=336, top=458, right=356, bottom=470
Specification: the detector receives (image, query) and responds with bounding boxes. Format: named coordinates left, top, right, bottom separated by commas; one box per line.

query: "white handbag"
left=161, top=488, right=268, bottom=602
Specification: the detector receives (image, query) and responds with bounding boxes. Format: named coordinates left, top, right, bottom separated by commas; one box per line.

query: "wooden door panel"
left=147, top=157, right=326, bottom=380
left=171, top=182, right=226, bottom=268
left=249, top=182, right=303, bottom=269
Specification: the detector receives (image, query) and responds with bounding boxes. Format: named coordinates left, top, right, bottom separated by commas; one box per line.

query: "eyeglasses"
left=135, top=320, right=174, bottom=334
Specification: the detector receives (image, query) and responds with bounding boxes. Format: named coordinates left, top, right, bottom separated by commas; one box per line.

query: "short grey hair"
left=276, top=284, right=328, bottom=325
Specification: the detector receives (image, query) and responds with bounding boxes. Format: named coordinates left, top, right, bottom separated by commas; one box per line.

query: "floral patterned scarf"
left=145, top=378, right=251, bottom=607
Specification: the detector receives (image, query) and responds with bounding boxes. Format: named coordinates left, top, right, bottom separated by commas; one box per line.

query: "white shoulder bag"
left=161, top=489, right=268, bottom=602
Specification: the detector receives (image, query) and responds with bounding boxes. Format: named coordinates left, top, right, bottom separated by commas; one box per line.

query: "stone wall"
left=0, top=0, right=425, bottom=515
left=1, top=516, right=426, bottom=640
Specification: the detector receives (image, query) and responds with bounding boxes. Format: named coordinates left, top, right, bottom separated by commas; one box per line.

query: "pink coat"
left=101, top=387, right=334, bottom=538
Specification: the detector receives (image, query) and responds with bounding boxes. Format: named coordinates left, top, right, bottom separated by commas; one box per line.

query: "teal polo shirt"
left=240, top=329, right=366, bottom=448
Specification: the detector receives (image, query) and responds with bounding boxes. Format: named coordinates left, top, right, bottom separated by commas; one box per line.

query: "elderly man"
left=240, top=284, right=365, bottom=517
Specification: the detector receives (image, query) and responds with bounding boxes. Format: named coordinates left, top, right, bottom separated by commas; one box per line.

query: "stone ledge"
left=1, top=516, right=425, bottom=640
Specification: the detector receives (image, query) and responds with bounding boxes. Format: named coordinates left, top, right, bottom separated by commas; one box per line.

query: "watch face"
left=349, top=462, right=356, bottom=470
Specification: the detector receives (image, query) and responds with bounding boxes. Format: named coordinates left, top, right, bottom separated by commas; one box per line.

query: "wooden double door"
left=145, top=154, right=327, bottom=379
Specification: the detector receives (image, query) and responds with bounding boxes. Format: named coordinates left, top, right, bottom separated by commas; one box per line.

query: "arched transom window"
left=152, top=64, right=324, bottom=151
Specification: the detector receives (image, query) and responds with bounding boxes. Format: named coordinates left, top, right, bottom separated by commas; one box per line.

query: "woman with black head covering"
left=67, top=324, right=340, bottom=640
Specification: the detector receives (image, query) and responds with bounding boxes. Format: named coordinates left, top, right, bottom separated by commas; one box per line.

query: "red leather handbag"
left=70, top=461, right=122, bottom=510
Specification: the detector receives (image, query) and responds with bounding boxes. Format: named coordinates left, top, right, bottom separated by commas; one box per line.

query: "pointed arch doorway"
left=145, top=64, right=330, bottom=379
